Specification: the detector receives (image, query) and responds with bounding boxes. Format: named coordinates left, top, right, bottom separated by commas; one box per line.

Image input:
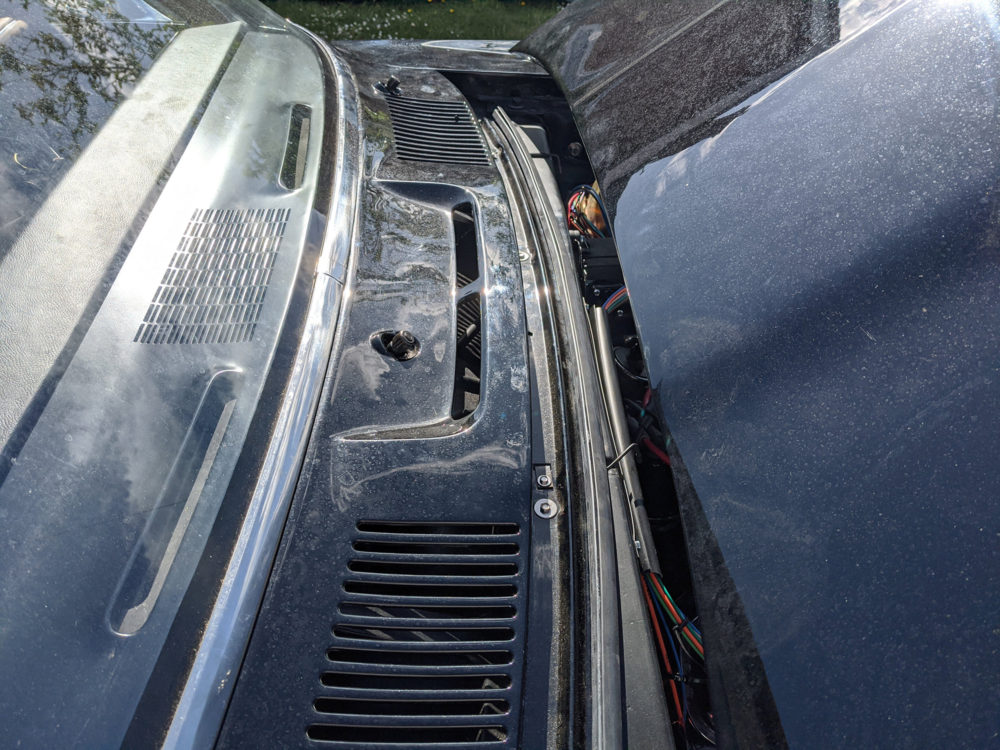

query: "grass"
left=264, top=0, right=561, bottom=41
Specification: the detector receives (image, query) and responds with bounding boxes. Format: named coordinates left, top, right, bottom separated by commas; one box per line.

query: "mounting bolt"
left=536, top=474, right=552, bottom=489
left=534, top=498, right=558, bottom=519
left=384, top=75, right=401, bottom=94
left=386, top=330, right=420, bottom=361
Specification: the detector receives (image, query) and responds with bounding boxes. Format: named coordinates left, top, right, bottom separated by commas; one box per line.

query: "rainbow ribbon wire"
left=603, top=285, right=629, bottom=312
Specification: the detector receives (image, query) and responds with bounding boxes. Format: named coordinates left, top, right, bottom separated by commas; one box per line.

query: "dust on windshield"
left=0, top=1, right=181, bottom=256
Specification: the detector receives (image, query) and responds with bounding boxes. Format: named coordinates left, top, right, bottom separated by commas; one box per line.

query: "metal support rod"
left=589, top=304, right=662, bottom=575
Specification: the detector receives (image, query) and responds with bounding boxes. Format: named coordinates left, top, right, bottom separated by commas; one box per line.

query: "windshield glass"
left=0, top=1, right=327, bottom=745
left=0, top=0, right=287, bottom=457
left=0, top=0, right=279, bottom=254
left=0, top=1, right=173, bottom=254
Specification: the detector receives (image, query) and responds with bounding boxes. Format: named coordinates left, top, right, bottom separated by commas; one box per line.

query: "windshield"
left=0, top=1, right=327, bottom=745
left=0, top=0, right=288, bottom=460
left=0, top=0, right=280, bottom=255
left=1, top=1, right=170, bottom=254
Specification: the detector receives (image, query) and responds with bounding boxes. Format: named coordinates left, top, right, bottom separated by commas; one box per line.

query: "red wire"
left=641, top=436, right=671, bottom=466
left=567, top=193, right=584, bottom=232
left=603, top=287, right=627, bottom=309
left=568, top=191, right=603, bottom=238
left=641, top=576, right=685, bottom=725
left=650, top=574, right=704, bottom=658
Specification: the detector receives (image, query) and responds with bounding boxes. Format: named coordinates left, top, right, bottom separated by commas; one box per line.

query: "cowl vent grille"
left=135, top=208, right=290, bottom=345
left=384, top=95, right=490, bottom=166
left=308, top=521, right=522, bottom=747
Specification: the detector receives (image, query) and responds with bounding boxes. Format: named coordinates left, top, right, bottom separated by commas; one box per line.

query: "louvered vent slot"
left=452, top=201, right=483, bottom=420
left=385, top=95, right=490, bottom=166
left=310, top=522, right=522, bottom=746
left=455, top=295, right=482, bottom=366
left=454, top=204, right=479, bottom=289
left=135, top=208, right=290, bottom=345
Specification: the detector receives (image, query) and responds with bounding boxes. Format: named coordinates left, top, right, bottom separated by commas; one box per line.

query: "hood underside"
left=520, top=1, right=1000, bottom=748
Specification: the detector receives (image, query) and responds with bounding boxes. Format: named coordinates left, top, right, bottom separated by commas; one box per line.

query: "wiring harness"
left=602, top=284, right=629, bottom=313
left=568, top=177, right=714, bottom=745
left=634, top=388, right=715, bottom=745
left=566, top=183, right=611, bottom=238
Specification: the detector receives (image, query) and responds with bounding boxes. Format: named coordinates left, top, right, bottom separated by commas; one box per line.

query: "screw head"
left=534, top=498, right=558, bottom=519
left=536, top=474, right=552, bottom=489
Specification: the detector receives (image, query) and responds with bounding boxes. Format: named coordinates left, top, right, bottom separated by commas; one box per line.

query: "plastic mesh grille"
left=135, top=208, right=290, bottom=345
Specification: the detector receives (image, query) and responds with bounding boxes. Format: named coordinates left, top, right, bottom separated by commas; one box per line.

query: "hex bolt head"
left=536, top=474, right=552, bottom=489
left=533, top=498, right=558, bottom=519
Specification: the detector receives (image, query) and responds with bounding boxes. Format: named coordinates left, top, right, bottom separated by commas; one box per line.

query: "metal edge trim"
left=161, top=33, right=362, bottom=750
left=488, top=107, right=624, bottom=749
left=588, top=304, right=660, bottom=575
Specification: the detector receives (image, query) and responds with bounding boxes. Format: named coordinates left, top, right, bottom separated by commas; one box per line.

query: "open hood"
left=520, top=2, right=1000, bottom=748
left=518, top=0, right=839, bottom=218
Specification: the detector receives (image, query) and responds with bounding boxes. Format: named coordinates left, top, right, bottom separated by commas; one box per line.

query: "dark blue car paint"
left=522, top=0, right=1000, bottom=746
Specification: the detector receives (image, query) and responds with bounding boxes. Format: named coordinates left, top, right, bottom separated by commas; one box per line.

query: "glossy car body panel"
left=522, top=0, right=1000, bottom=747
left=216, top=42, right=579, bottom=749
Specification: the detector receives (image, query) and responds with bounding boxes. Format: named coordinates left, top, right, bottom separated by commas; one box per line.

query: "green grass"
left=264, top=0, right=561, bottom=41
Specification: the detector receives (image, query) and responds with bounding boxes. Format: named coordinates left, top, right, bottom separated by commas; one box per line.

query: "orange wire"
left=651, top=575, right=704, bottom=658
left=641, top=576, right=685, bottom=725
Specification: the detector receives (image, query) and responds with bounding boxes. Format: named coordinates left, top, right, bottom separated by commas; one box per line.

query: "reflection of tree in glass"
left=0, top=0, right=174, bottom=251
left=2, top=0, right=172, bottom=145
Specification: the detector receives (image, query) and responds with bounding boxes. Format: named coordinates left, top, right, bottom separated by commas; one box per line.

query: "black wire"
left=573, top=183, right=612, bottom=231
left=613, top=347, right=649, bottom=383
left=687, top=708, right=717, bottom=746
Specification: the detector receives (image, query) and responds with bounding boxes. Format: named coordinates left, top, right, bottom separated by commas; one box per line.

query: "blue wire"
left=647, top=572, right=687, bottom=723
left=603, top=285, right=628, bottom=310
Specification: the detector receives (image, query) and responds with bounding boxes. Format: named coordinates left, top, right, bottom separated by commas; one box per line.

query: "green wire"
left=650, top=579, right=704, bottom=656
left=606, top=292, right=628, bottom=313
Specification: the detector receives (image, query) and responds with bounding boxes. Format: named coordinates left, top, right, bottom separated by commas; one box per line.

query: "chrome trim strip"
left=488, top=108, right=624, bottom=749
left=316, top=40, right=362, bottom=283
left=162, top=34, right=362, bottom=750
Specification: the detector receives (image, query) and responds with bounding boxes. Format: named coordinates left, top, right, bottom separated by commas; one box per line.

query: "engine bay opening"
left=452, top=69, right=718, bottom=749
left=573, top=185, right=717, bottom=750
